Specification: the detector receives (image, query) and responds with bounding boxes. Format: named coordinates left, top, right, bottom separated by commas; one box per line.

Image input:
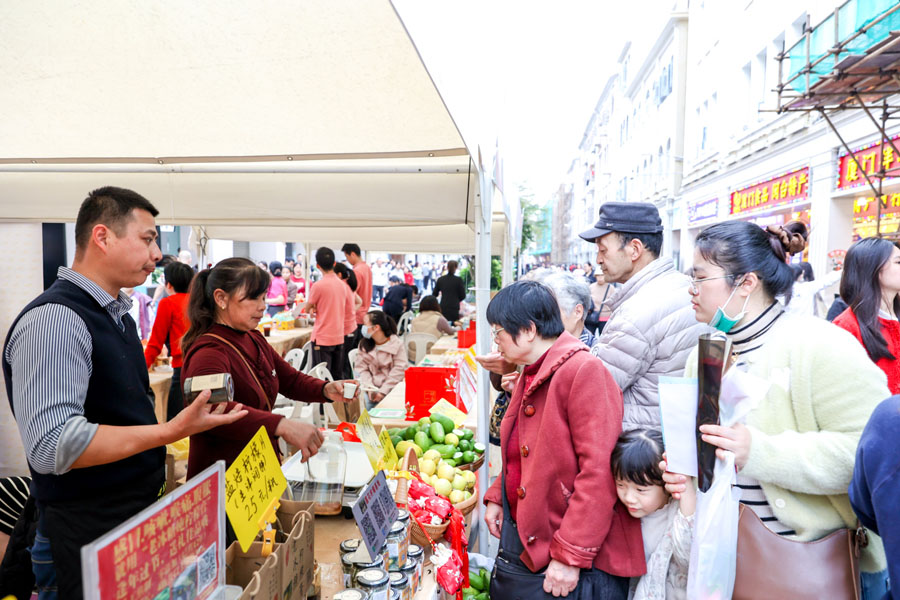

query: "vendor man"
left=2, top=187, right=246, bottom=599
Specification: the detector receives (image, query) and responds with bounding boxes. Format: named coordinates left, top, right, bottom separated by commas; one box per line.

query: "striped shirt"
left=727, top=301, right=796, bottom=536
left=0, top=475, right=31, bottom=535
left=3, top=267, right=134, bottom=476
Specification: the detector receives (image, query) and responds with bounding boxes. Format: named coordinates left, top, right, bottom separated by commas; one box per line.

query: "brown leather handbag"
left=732, top=504, right=867, bottom=600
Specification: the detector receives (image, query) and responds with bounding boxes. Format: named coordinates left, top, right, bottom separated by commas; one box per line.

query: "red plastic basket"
left=404, top=365, right=466, bottom=421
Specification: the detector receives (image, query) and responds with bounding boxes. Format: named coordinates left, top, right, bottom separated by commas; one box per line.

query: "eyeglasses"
left=688, top=274, right=733, bottom=294
left=490, top=327, right=505, bottom=341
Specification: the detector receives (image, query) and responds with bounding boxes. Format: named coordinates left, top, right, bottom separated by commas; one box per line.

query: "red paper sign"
left=852, top=193, right=900, bottom=218
left=84, top=465, right=224, bottom=600
left=730, top=167, right=809, bottom=215
left=837, top=135, right=900, bottom=190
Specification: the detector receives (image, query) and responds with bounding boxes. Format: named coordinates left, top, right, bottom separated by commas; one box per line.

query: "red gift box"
left=457, top=322, right=477, bottom=348
left=404, top=365, right=467, bottom=421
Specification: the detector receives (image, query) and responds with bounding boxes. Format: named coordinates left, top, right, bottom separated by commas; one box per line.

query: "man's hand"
left=323, top=380, right=360, bottom=403
left=169, top=389, right=248, bottom=439
left=543, top=559, right=580, bottom=597
left=484, top=501, right=503, bottom=538
left=475, top=352, right=515, bottom=375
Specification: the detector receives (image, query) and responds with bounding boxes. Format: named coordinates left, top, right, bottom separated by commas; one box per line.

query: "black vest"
left=2, top=278, right=164, bottom=503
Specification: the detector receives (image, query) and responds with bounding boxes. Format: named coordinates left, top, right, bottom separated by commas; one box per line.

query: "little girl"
left=611, top=428, right=695, bottom=600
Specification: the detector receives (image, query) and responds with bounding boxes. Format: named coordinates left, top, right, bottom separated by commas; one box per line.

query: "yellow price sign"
left=357, top=409, right=399, bottom=471
left=429, top=398, right=468, bottom=427
left=225, top=427, right=287, bottom=552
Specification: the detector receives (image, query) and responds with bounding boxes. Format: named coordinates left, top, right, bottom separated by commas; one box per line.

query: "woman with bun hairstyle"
left=833, top=237, right=900, bottom=394
left=664, top=221, right=890, bottom=598
left=181, top=258, right=360, bottom=482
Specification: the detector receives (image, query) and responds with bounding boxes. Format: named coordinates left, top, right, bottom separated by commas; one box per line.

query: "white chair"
left=347, top=348, right=360, bottom=379
left=405, top=332, right=437, bottom=365
left=306, top=363, right=342, bottom=426
left=297, top=340, right=314, bottom=373
left=284, top=347, right=305, bottom=371
left=397, top=311, right=415, bottom=335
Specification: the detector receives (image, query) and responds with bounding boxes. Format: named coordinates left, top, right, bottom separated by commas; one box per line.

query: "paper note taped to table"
left=357, top=409, right=399, bottom=471
left=225, top=427, right=287, bottom=551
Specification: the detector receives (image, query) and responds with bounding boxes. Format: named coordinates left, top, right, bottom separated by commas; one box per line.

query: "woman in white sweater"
left=666, top=220, right=890, bottom=599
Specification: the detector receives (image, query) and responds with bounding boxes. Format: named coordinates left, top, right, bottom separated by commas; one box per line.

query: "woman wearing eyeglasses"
left=483, top=280, right=644, bottom=599
left=665, top=220, right=889, bottom=599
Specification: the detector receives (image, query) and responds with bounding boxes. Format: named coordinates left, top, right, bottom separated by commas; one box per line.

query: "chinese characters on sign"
left=837, top=135, right=900, bottom=190
left=351, top=470, right=399, bottom=559
left=853, top=194, right=900, bottom=218
left=225, top=427, right=288, bottom=552
left=730, top=167, right=809, bottom=215
left=83, top=463, right=224, bottom=600
left=357, top=409, right=399, bottom=472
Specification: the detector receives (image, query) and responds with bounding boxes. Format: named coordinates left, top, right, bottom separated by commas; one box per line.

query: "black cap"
left=579, top=202, right=664, bottom=242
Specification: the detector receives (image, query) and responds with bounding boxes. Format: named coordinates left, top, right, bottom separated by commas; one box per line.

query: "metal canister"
left=356, top=568, right=390, bottom=600
left=388, top=571, right=410, bottom=600
left=333, top=590, right=369, bottom=600
left=182, top=373, right=234, bottom=403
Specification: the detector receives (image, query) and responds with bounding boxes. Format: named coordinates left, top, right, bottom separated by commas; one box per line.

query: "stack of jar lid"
left=337, top=509, right=425, bottom=600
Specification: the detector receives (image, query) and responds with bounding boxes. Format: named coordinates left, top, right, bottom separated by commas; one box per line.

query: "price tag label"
left=351, top=471, right=399, bottom=559
left=429, top=398, right=468, bottom=427
left=357, top=409, right=399, bottom=471
left=224, top=427, right=287, bottom=551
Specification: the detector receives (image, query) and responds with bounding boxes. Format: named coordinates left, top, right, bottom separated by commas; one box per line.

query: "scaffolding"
left=775, top=0, right=900, bottom=236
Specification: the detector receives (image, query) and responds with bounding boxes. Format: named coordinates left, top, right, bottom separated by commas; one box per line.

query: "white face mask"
left=361, top=325, right=372, bottom=339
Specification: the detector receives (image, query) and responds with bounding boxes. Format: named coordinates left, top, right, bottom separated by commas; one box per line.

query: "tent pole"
left=475, top=168, right=493, bottom=553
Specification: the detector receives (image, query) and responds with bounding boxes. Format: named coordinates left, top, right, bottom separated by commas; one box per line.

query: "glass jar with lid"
left=295, top=431, right=347, bottom=515
left=350, top=549, right=385, bottom=586
left=400, top=558, right=418, bottom=594
left=333, top=589, right=369, bottom=600
left=384, top=521, right=408, bottom=570
left=406, top=544, right=424, bottom=589
left=388, top=571, right=410, bottom=600
left=356, top=568, right=390, bottom=600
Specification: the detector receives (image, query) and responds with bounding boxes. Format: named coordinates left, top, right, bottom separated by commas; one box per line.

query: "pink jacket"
left=355, top=335, right=409, bottom=396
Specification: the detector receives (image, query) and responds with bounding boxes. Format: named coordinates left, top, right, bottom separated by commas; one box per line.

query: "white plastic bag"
left=687, top=367, right=770, bottom=600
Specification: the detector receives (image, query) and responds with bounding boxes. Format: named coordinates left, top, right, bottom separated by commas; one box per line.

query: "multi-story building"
left=679, top=0, right=900, bottom=277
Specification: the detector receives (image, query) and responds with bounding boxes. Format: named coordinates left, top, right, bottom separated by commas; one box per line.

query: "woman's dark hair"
left=268, top=261, right=283, bottom=277
left=447, top=260, right=458, bottom=275
left=611, top=428, right=665, bottom=487
left=182, top=258, right=270, bottom=353
left=333, top=263, right=358, bottom=292
left=486, top=280, right=564, bottom=340
left=163, top=262, right=195, bottom=294
left=359, top=310, right=398, bottom=353
left=840, top=237, right=900, bottom=362
left=419, top=295, right=441, bottom=313
left=695, top=220, right=805, bottom=303
left=798, top=262, right=814, bottom=282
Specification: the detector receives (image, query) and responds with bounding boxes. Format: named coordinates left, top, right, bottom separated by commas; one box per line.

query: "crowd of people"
left=477, top=200, right=900, bottom=599
left=4, top=187, right=900, bottom=599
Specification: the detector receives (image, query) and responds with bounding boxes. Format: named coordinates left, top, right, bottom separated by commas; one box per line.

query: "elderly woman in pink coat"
left=354, top=310, right=408, bottom=404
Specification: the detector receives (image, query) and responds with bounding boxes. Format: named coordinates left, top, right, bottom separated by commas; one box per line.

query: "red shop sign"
left=730, top=167, right=809, bottom=215
left=837, top=135, right=900, bottom=190
left=853, top=193, right=900, bottom=218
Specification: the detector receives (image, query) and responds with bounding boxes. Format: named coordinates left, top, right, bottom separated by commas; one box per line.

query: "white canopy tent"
left=0, top=0, right=502, bottom=548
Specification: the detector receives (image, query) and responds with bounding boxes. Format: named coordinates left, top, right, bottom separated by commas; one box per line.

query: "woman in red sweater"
left=181, top=258, right=360, bottom=481
left=483, top=280, right=644, bottom=599
left=834, top=237, right=900, bottom=394
left=145, top=261, right=194, bottom=420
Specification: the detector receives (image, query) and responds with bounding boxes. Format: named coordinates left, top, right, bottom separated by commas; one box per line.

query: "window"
left=657, top=57, right=674, bottom=105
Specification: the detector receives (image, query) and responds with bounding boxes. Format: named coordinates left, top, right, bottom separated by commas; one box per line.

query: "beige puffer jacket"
left=591, top=258, right=710, bottom=431
left=354, top=334, right=409, bottom=397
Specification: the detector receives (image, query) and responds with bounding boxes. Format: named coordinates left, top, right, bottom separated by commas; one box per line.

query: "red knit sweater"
left=833, top=307, right=900, bottom=395
left=181, top=324, right=328, bottom=478
left=144, top=292, right=190, bottom=368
